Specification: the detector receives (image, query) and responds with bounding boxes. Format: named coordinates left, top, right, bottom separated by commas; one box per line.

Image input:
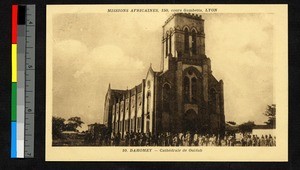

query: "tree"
left=225, top=121, right=238, bottom=135
left=52, top=116, right=65, bottom=139
left=238, top=121, right=255, bottom=134
left=263, top=104, right=276, bottom=128
left=64, top=116, right=84, bottom=131
left=227, top=121, right=237, bottom=126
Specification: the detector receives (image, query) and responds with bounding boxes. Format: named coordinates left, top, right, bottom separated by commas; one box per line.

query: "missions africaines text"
left=108, top=9, right=159, bottom=12
left=107, top=9, right=203, bottom=12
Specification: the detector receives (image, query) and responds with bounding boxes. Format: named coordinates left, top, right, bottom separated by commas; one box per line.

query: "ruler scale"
left=11, top=4, right=35, bottom=158
left=24, top=5, right=35, bottom=158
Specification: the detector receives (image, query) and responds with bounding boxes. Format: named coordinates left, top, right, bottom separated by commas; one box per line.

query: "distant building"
left=252, top=125, right=276, bottom=137
left=61, top=131, right=79, bottom=139
left=103, top=13, right=225, bottom=138
left=87, top=123, right=106, bottom=139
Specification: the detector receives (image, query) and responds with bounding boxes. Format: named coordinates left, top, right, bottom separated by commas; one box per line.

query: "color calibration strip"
left=11, top=4, right=18, bottom=158
left=11, top=4, right=35, bottom=158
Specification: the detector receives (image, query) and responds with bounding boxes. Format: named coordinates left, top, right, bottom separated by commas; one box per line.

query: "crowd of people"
left=85, top=131, right=276, bottom=147
left=238, top=134, right=276, bottom=146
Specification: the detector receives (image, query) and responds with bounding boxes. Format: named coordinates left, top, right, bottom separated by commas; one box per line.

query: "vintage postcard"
left=46, top=5, right=288, bottom=161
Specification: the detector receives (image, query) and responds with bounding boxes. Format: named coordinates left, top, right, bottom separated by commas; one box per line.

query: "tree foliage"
left=52, top=116, right=85, bottom=139
left=263, top=104, right=276, bottom=128
left=52, top=116, right=65, bottom=139
left=227, top=121, right=237, bottom=126
left=238, top=121, right=255, bottom=134
left=64, top=117, right=84, bottom=132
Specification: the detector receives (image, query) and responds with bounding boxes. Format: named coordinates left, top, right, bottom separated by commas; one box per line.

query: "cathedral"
left=103, top=13, right=225, bottom=137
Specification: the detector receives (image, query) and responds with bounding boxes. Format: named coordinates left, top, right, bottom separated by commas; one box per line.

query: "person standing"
left=141, top=133, right=146, bottom=146
left=130, top=131, right=134, bottom=146
left=265, top=135, right=270, bottom=146
left=111, top=133, right=115, bottom=146
left=261, top=135, right=266, bottom=146
left=182, top=134, right=188, bottom=146
left=148, top=132, right=152, bottom=146
left=125, top=132, right=129, bottom=146
left=269, top=135, right=274, bottom=146
left=253, top=135, right=257, bottom=146
left=161, top=133, right=166, bottom=146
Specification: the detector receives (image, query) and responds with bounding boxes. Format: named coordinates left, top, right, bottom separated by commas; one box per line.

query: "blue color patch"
left=11, top=122, right=17, bottom=158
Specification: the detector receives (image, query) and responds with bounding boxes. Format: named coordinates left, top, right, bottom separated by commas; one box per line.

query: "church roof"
left=110, top=89, right=127, bottom=97
left=137, top=83, right=143, bottom=93
left=145, top=64, right=161, bottom=78
left=209, top=74, right=220, bottom=85
left=163, top=13, right=203, bottom=27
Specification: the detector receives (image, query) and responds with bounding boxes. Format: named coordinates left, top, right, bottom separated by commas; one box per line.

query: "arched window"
left=116, top=103, right=119, bottom=119
left=192, top=29, right=197, bottom=54
left=120, top=121, right=123, bottom=133
left=184, top=77, right=190, bottom=102
left=169, top=34, right=172, bottom=56
left=131, top=97, right=135, bottom=108
left=163, top=84, right=171, bottom=112
left=210, top=88, right=217, bottom=113
left=130, top=118, right=134, bottom=131
left=191, top=77, right=197, bottom=102
left=165, top=34, right=169, bottom=57
left=146, top=92, right=151, bottom=133
left=147, top=92, right=151, bottom=114
left=210, top=89, right=216, bottom=103
left=184, top=28, right=189, bottom=53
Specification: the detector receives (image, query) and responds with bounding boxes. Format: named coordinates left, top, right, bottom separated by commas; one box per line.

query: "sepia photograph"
left=46, top=5, right=288, bottom=161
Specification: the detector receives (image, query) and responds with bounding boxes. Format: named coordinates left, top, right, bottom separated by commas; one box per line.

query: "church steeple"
left=161, top=13, right=206, bottom=72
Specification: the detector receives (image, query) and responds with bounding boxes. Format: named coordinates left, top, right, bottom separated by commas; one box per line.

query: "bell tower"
left=161, top=13, right=206, bottom=72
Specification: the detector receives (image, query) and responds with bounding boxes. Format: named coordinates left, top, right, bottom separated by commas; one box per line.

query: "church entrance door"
left=183, top=109, right=198, bottom=133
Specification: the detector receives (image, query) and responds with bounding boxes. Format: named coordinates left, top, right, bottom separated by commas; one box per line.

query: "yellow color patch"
left=12, top=44, right=17, bottom=82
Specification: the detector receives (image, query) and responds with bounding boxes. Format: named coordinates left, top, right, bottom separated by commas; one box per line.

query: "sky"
left=51, top=12, right=274, bottom=131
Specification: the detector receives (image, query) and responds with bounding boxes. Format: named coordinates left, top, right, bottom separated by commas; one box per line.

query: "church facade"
left=103, top=13, right=225, bottom=137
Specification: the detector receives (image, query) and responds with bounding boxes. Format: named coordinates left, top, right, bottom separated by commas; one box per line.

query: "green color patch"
left=11, top=83, right=17, bottom=121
